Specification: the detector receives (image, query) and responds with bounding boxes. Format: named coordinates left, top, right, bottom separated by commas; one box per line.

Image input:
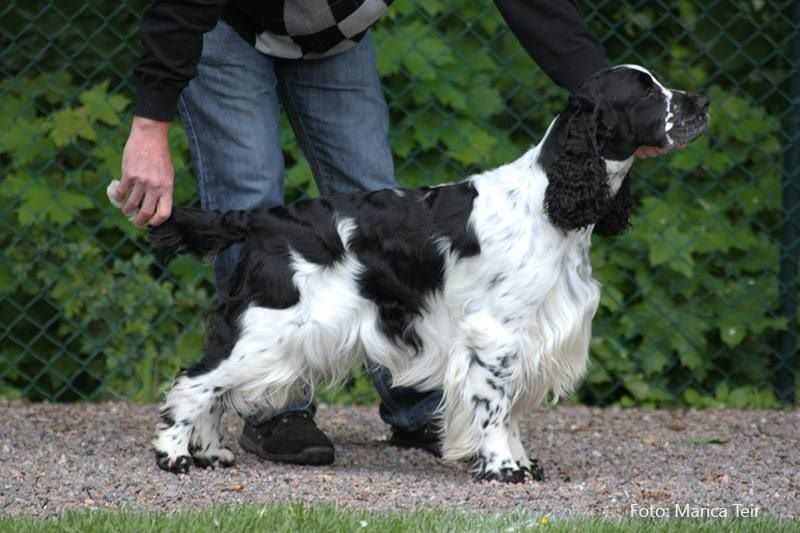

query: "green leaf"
left=80, top=81, right=129, bottom=126
left=50, top=107, right=96, bottom=146
left=0, top=118, right=50, bottom=167
left=640, top=349, right=671, bottom=374
left=466, top=85, right=504, bottom=119
left=442, top=121, right=496, bottom=165
left=49, top=190, right=93, bottom=225
left=17, top=184, right=52, bottom=225
left=719, top=321, right=747, bottom=348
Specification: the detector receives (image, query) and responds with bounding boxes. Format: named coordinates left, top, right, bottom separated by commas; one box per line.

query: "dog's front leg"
left=469, top=356, right=523, bottom=483
left=508, top=415, right=545, bottom=481
left=442, top=313, right=526, bottom=483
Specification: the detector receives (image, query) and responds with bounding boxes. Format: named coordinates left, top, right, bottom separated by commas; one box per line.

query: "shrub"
left=0, top=74, right=209, bottom=400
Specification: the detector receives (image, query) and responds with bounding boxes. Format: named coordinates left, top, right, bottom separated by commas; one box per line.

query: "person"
left=113, top=0, right=669, bottom=467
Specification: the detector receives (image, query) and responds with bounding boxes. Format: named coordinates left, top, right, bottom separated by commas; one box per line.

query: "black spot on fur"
left=486, top=378, right=504, bottom=393
left=488, top=273, right=505, bottom=288
left=471, top=395, right=491, bottom=411
left=498, top=353, right=515, bottom=369
left=469, top=350, right=487, bottom=369
left=159, top=410, right=175, bottom=427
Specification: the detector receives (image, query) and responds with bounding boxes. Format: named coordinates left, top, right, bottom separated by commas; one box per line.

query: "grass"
left=1, top=504, right=797, bottom=533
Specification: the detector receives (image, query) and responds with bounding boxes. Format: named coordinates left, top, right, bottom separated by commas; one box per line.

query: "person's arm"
left=114, top=0, right=226, bottom=227
left=135, top=0, right=228, bottom=121
left=493, top=0, right=609, bottom=94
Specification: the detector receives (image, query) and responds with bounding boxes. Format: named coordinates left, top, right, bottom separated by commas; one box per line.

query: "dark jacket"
left=134, top=0, right=609, bottom=121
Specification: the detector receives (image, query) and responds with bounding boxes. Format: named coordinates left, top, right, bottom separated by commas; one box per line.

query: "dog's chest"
left=501, top=227, right=599, bottom=399
left=497, top=233, right=598, bottom=327
left=470, top=183, right=601, bottom=358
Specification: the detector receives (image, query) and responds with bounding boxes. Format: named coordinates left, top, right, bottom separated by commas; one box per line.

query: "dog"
left=141, top=65, right=709, bottom=481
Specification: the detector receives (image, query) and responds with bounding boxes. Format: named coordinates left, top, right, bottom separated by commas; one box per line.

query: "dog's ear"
left=594, top=176, right=634, bottom=236
left=543, top=96, right=614, bottom=231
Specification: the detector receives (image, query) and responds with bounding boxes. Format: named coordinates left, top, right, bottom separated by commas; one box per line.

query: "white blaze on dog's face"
left=591, top=65, right=711, bottom=159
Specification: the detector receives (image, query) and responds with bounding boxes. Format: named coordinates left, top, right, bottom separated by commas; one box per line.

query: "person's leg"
left=178, top=20, right=333, bottom=465
left=275, top=34, right=443, bottom=441
left=179, top=20, right=284, bottom=291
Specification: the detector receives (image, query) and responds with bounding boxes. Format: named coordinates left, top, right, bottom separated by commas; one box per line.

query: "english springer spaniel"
left=139, top=65, right=709, bottom=482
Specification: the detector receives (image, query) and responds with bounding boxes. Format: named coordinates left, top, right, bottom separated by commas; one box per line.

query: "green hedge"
left=0, top=1, right=793, bottom=405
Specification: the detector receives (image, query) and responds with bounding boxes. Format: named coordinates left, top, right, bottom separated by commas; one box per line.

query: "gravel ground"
left=1, top=401, right=798, bottom=518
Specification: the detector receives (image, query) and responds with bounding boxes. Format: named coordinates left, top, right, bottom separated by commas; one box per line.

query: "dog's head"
left=540, top=65, right=709, bottom=235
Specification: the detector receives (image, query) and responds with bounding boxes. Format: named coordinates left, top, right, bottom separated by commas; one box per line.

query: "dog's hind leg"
left=441, top=312, right=525, bottom=483
left=153, top=371, right=230, bottom=473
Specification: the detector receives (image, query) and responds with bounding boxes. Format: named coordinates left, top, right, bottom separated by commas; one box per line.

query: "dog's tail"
left=149, top=207, right=253, bottom=258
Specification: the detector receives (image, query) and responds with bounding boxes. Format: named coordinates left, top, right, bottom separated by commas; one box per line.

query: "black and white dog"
left=143, top=65, right=708, bottom=481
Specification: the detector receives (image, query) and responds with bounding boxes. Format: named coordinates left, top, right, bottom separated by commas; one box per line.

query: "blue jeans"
left=179, top=21, right=441, bottom=432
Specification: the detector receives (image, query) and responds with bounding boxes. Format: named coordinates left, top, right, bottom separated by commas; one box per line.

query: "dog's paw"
left=475, top=466, right=527, bottom=484
left=155, top=451, right=192, bottom=474
left=191, top=448, right=235, bottom=469
left=522, top=458, right=546, bottom=482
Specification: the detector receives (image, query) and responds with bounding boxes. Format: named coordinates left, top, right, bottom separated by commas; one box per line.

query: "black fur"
left=540, top=91, right=634, bottom=235
left=150, top=182, right=480, bottom=372
left=594, top=177, right=634, bottom=236
left=149, top=208, right=254, bottom=258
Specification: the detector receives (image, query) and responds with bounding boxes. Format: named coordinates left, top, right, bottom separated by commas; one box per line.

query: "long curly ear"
left=543, top=102, right=612, bottom=231
left=594, top=176, right=634, bottom=236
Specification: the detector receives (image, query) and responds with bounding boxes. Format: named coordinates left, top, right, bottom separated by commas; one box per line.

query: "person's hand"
left=112, top=116, right=174, bottom=227
left=634, top=145, right=673, bottom=159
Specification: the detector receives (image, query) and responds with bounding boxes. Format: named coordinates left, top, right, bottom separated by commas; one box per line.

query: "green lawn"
left=1, top=505, right=797, bottom=533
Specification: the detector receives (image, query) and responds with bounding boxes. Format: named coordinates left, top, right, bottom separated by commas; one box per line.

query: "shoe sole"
left=239, top=432, right=335, bottom=466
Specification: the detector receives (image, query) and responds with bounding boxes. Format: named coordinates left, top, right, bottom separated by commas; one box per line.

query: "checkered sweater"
left=135, top=0, right=609, bottom=122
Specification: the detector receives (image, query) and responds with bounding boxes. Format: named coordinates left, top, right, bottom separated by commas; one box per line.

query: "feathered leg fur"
left=441, top=312, right=527, bottom=483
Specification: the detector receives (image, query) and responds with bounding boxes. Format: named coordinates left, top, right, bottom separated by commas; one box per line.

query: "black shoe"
left=239, top=412, right=335, bottom=465
left=387, top=421, right=442, bottom=457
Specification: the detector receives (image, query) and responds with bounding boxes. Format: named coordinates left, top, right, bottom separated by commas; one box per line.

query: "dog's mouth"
left=668, top=111, right=709, bottom=149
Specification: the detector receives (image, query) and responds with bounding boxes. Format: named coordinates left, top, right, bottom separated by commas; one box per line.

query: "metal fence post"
left=777, top=0, right=800, bottom=404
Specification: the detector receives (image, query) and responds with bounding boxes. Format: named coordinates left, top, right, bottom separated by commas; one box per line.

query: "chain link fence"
left=0, top=1, right=797, bottom=405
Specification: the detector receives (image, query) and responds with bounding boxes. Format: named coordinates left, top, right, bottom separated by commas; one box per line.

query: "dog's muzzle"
left=669, top=93, right=710, bottom=147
